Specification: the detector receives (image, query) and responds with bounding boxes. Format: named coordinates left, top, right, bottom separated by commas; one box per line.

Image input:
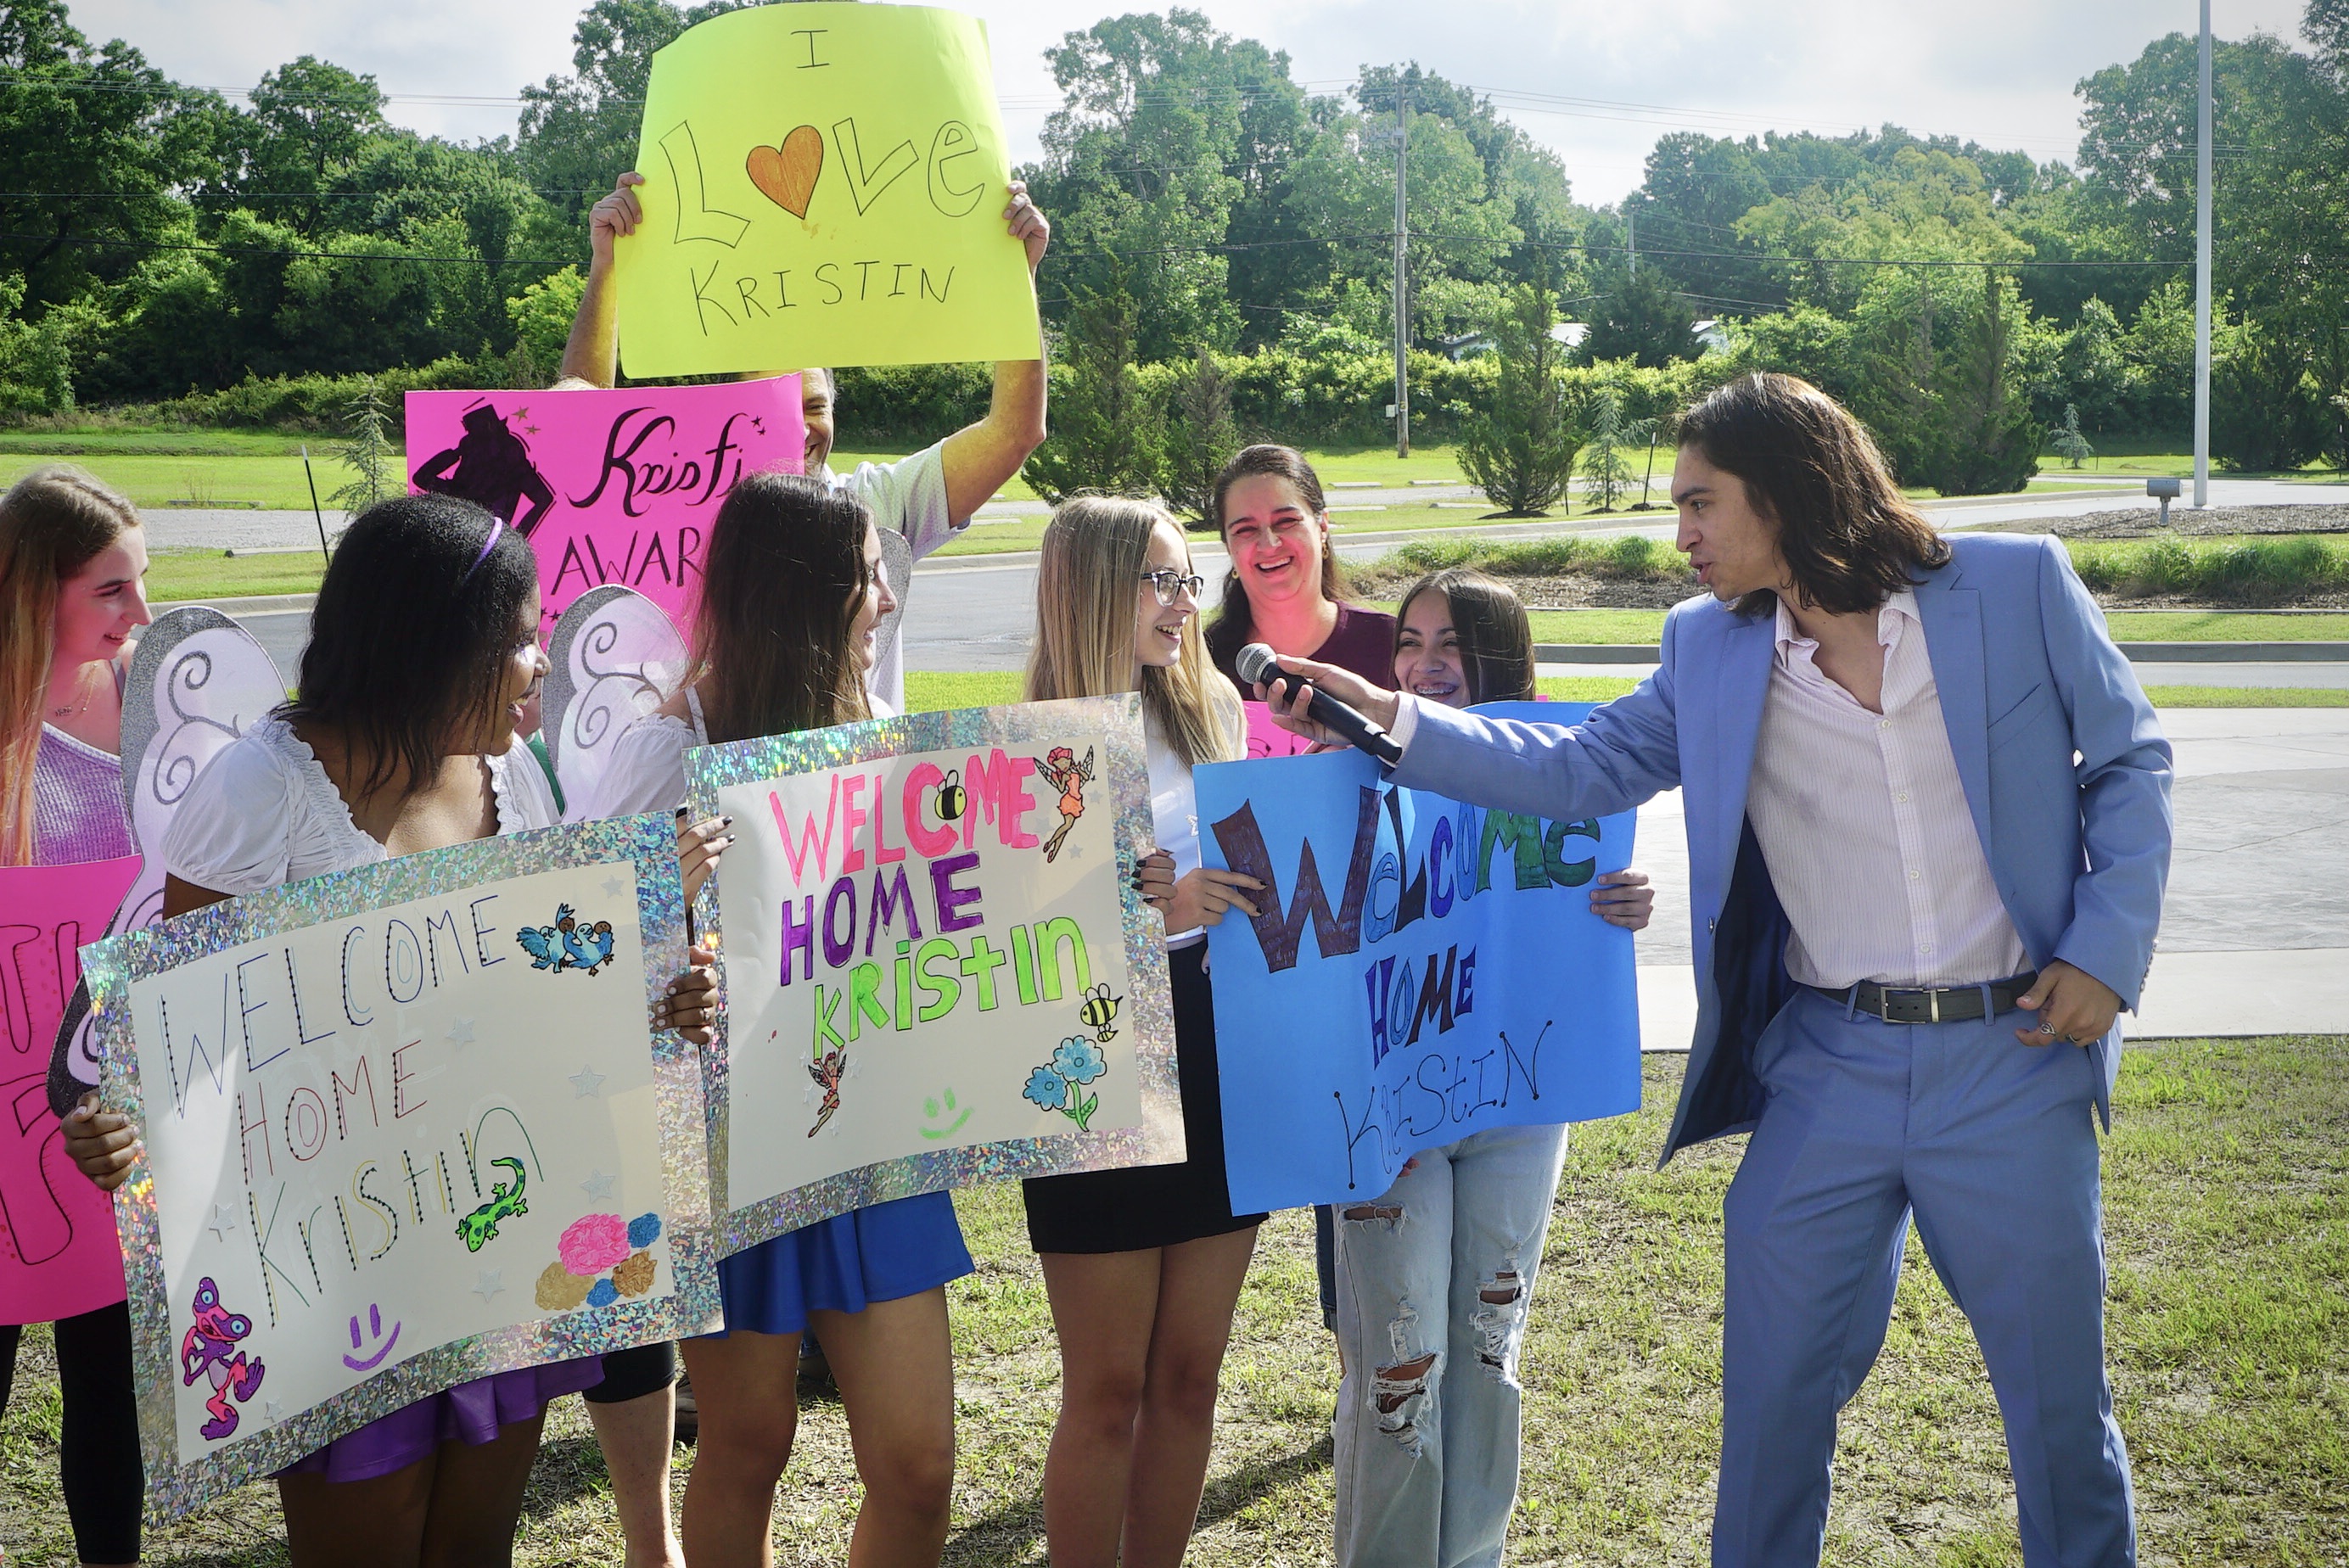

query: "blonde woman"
left=1020, top=497, right=1269, bottom=1568
left=2, top=465, right=150, bottom=1565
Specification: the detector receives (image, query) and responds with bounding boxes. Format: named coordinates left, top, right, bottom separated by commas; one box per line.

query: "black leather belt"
left=1808, top=972, right=2039, bottom=1025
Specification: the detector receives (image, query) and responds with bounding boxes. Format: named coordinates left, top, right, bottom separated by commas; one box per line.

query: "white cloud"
left=70, top=0, right=2313, bottom=200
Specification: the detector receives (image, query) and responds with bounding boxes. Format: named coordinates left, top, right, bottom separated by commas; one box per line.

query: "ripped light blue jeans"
left=1331, top=1122, right=1569, bottom=1568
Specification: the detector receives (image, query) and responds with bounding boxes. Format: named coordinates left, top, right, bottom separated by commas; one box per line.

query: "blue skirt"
left=710, top=1190, right=972, bottom=1336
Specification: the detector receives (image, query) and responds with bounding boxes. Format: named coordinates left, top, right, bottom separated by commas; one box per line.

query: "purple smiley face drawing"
left=341, top=1303, right=401, bottom=1372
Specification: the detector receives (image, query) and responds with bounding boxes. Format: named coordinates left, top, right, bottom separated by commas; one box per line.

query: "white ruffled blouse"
left=164, top=715, right=555, bottom=893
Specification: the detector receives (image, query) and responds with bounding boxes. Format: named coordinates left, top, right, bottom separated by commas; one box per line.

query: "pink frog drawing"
left=180, top=1275, right=266, bottom=1441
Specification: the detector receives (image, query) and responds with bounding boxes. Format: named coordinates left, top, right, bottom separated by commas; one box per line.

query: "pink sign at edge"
left=0, top=855, right=139, bottom=1324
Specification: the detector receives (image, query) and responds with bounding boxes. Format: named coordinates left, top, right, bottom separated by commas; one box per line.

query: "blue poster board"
left=1196, top=703, right=1643, bottom=1213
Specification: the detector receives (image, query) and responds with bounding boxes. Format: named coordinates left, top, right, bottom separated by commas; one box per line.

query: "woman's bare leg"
left=584, top=1386, right=685, bottom=1567
left=1036, top=1249, right=1163, bottom=1568
left=1119, top=1227, right=1259, bottom=1568
left=679, top=1331, right=803, bottom=1568
left=811, top=1289, right=956, bottom=1566
left=418, top=1414, right=548, bottom=1568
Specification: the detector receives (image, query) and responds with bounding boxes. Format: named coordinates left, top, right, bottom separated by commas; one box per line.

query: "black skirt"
left=1023, top=941, right=1269, bottom=1253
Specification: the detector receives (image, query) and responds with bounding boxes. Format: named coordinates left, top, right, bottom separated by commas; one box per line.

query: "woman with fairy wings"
left=1034, top=743, right=1095, bottom=862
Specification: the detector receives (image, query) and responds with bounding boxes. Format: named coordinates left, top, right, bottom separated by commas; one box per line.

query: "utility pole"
left=2193, top=0, right=2212, bottom=508
left=1392, top=72, right=1410, bottom=459
left=1627, top=208, right=1635, bottom=277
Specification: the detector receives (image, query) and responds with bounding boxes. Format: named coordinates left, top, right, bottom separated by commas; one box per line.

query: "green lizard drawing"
left=456, top=1157, right=529, bottom=1252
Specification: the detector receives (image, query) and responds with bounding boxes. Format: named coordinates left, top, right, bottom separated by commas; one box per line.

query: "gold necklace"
left=48, top=664, right=98, bottom=720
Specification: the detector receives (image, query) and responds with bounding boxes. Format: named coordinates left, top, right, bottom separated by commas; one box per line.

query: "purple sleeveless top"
left=33, top=725, right=133, bottom=865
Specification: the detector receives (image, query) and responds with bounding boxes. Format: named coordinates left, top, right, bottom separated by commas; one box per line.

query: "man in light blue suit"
left=1263, top=374, right=2168, bottom=1567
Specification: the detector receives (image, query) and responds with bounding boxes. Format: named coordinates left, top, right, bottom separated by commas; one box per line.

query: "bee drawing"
left=1078, top=983, right=1124, bottom=1043
left=934, top=769, right=967, bottom=825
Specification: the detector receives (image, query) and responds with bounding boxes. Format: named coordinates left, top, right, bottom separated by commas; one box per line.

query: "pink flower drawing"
left=558, top=1213, right=630, bottom=1276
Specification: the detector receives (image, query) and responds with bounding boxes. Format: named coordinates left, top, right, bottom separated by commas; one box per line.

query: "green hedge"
left=2069, top=535, right=2349, bottom=601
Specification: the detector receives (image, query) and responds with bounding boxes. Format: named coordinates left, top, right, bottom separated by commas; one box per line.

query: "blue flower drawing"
left=1023, top=1066, right=1069, bottom=1112
left=1025, top=1036, right=1107, bottom=1133
left=626, top=1212, right=662, bottom=1250
left=1052, top=1036, right=1107, bottom=1085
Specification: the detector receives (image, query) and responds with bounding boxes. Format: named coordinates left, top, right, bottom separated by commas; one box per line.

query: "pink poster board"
left=1242, top=701, right=1316, bottom=759
left=406, top=378, right=807, bottom=634
left=0, top=855, right=139, bottom=1324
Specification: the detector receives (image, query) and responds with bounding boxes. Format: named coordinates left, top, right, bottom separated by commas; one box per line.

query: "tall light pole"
left=1393, top=74, right=1411, bottom=459
left=2193, top=0, right=2212, bottom=507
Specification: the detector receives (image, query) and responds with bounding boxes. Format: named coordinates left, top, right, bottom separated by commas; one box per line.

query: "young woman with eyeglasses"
left=1019, top=496, right=1269, bottom=1568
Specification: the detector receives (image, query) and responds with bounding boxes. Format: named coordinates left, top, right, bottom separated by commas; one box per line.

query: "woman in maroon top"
left=1204, top=445, right=1397, bottom=688
left=1203, top=444, right=1393, bottom=1332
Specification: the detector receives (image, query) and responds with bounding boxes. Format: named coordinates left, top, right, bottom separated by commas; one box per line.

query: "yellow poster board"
left=615, top=3, right=1040, bottom=378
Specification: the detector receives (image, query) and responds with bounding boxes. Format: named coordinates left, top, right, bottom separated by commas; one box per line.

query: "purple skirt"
left=276, top=1358, right=604, bottom=1484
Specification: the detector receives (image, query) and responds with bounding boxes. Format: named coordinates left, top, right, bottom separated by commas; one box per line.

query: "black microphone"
left=1236, top=642, right=1404, bottom=765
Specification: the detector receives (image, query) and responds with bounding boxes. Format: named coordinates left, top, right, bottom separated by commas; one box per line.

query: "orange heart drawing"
left=746, top=126, right=824, bottom=218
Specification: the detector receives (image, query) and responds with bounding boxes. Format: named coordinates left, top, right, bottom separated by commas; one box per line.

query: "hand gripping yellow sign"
left=616, top=3, right=1040, bottom=378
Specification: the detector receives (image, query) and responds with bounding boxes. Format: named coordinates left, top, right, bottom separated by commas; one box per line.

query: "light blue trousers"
left=1717, top=989, right=2136, bottom=1567
left=1331, top=1122, right=1570, bottom=1568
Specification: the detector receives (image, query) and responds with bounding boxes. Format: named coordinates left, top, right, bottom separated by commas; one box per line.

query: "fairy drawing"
left=1033, top=745, right=1095, bottom=864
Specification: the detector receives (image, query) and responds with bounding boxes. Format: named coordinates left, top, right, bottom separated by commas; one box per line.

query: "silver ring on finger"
left=2038, top=1022, right=2058, bottom=1035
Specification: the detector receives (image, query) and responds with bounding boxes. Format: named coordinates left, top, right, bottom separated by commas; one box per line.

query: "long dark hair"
left=1205, top=444, right=1348, bottom=652
left=690, top=472, right=872, bottom=744
left=283, top=494, right=537, bottom=804
left=1677, top=372, right=1950, bottom=618
left=1394, top=568, right=1537, bottom=705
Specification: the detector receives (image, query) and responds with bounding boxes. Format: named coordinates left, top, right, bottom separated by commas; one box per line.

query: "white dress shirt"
left=1746, top=591, right=2028, bottom=989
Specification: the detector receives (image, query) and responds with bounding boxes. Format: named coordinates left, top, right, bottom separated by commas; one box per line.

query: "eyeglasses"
left=1139, top=568, right=1205, bottom=606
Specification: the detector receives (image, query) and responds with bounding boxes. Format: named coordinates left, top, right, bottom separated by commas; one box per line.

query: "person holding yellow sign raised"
left=556, top=169, right=1051, bottom=718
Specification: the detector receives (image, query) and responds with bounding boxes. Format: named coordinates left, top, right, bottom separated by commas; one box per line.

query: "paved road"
left=184, top=477, right=2349, bottom=689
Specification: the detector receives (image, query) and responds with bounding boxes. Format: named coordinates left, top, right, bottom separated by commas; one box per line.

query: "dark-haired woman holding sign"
left=61, top=495, right=704, bottom=1566
left=1332, top=568, right=1650, bottom=1568
left=585, top=473, right=970, bottom=1568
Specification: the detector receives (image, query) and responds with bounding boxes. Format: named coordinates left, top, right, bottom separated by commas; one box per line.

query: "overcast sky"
left=71, top=0, right=2313, bottom=204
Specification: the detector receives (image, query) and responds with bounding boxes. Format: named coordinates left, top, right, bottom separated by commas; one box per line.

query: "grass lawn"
left=146, top=548, right=328, bottom=603
left=7, top=1038, right=2339, bottom=1564
left=0, top=451, right=373, bottom=510
left=2138, top=685, right=2349, bottom=707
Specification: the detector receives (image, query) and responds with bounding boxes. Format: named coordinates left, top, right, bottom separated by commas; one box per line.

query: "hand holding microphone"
left=1237, top=643, right=1404, bottom=764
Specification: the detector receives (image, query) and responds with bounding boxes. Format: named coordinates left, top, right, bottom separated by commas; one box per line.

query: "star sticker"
left=472, top=1269, right=505, bottom=1303
left=601, top=873, right=627, bottom=899
left=569, top=1065, right=607, bottom=1098
left=263, top=1399, right=285, bottom=1424
left=206, top=1202, right=239, bottom=1241
left=580, top=1168, right=616, bottom=1201
left=445, top=1017, right=476, bottom=1049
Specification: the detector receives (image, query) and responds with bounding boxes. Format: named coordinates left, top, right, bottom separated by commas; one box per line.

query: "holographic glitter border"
left=81, top=812, right=721, bottom=1520
left=684, top=694, right=1183, bottom=1257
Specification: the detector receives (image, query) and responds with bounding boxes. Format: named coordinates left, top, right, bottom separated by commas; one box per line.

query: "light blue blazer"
left=1393, top=532, right=2172, bottom=1162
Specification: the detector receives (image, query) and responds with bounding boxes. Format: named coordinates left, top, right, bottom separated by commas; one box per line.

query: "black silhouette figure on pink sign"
left=413, top=401, right=557, bottom=537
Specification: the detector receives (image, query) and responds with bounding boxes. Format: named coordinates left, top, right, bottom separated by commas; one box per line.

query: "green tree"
left=1578, top=384, right=1639, bottom=512
left=0, top=0, right=225, bottom=311
left=1021, top=264, right=1166, bottom=504
left=1581, top=262, right=1697, bottom=368
left=1934, top=272, right=2043, bottom=495
left=2049, top=404, right=2094, bottom=468
left=328, top=377, right=395, bottom=518
left=1162, top=346, right=1239, bottom=529
left=1460, top=284, right=1578, bottom=517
